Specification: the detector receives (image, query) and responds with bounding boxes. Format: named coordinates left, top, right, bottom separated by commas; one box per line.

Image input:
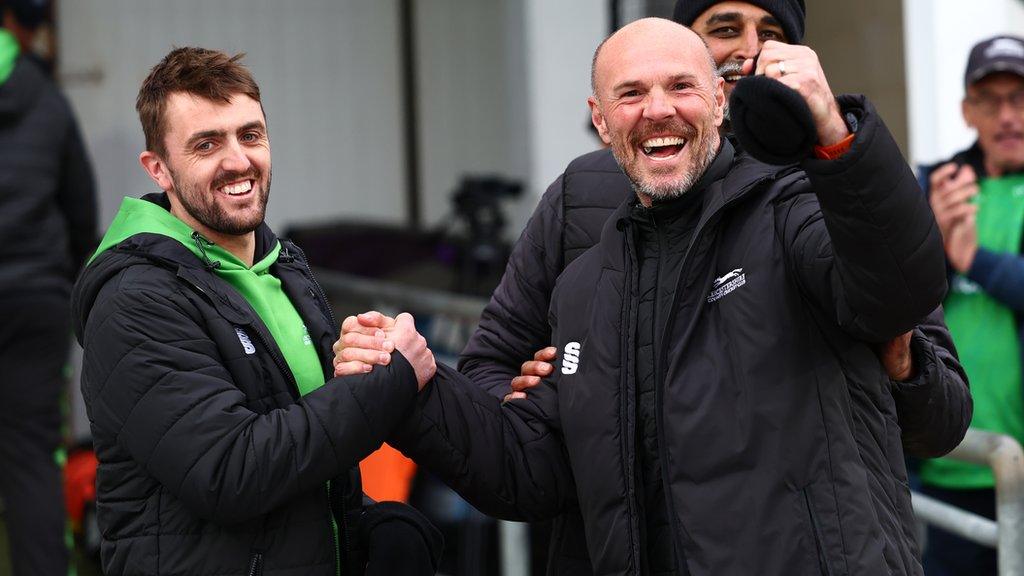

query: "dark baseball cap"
left=965, top=35, right=1024, bottom=87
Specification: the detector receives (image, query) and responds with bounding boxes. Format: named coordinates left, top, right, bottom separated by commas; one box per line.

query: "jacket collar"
left=602, top=141, right=778, bottom=241
left=598, top=142, right=786, bottom=271
left=954, top=140, right=1024, bottom=180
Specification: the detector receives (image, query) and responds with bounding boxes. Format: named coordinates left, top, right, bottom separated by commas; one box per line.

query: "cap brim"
left=967, top=61, right=1024, bottom=85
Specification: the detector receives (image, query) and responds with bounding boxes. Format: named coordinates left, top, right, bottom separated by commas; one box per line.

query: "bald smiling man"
left=340, top=18, right=952, bottom=576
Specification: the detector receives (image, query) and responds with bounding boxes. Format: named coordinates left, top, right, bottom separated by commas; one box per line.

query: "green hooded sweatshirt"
left=92, top=196, right=326, bottom=396
left=0, top=29, right=19, bottom=85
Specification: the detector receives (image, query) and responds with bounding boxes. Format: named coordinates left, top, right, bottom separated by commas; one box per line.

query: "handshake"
left=332, top=311, right=560, bottom=400
left=332, top=311, right=437, bottom=390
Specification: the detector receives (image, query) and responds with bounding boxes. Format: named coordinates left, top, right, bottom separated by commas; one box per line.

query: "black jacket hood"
left=0, top=56, right=44, bottom=120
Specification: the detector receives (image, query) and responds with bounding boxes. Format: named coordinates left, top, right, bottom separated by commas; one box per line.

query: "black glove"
left=728, top=75, right=817, bottom=165
left=358, top=501, right=444, bottom=576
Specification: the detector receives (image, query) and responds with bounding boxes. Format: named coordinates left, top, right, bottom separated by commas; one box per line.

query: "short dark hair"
left=136, top=47, right=261, bottom=155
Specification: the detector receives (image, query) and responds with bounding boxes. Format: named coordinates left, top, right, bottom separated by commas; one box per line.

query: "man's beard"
left=170, top=166, right=271, bottom=236
left=612, top=118, right=719, bottom=202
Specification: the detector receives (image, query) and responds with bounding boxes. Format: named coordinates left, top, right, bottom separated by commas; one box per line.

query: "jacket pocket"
left=803, top=487, right=833, bottom=576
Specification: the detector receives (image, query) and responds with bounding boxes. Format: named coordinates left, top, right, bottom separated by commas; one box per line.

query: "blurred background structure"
left=3, top=0, right=1024, bottom=574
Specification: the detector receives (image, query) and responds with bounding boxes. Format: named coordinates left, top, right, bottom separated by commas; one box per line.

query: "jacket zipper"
left=241, top=299, right=352, bottom=575
left=620, top=223, right=643, bottom=574
left=247, top=552, right=263, bottom=576
left=178, top=271, right=344, bottom=573
left=286, top=242, right=351, bottom=575
left=651, top=189, right=756, bottom=574
left=327, top=482, right=343, bottom=576
left=286, top=243, right=339, bottom=330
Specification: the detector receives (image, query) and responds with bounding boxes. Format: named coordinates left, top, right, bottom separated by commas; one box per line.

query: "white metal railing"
left=911, top=429, right=1024, bottom=575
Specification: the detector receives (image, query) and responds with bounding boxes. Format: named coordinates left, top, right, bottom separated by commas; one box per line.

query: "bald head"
left=586, top=17, right=725, bottom=207
left=591, top=18, right=717, bottom=96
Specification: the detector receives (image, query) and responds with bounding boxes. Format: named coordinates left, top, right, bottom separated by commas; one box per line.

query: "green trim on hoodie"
left=93, top=197, right=326, bottom=396
left=0, top=30, right=19, bottom=85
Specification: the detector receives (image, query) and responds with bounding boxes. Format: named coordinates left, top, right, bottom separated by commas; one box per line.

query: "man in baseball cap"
left=920, top=34, right=1024, bottom=576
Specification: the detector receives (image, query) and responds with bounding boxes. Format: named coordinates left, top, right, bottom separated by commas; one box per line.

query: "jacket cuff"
left=890, top=330, right=935, bottom=393
left=966, top=246, right=1000, bottom=288
left=800, top=95, right=873, bottom=176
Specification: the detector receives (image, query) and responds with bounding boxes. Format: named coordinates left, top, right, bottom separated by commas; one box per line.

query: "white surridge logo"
left=562, top=342, right=581, bottom=375
left=707, top=268, right=746, bottom=303
left=235, top=327, right=256, bottom=355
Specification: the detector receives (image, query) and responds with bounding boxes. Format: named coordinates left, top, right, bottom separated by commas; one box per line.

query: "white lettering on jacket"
left=562, top=341, right=581, bottom=375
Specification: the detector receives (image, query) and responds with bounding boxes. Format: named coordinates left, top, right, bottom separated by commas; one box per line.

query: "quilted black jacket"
left=72, top=212, right=421, bottom=575
left=398, top=96, right=966, bottom=575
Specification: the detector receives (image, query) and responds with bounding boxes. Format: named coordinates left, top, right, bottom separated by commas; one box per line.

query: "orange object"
left=813, top=132, right=855, bottom=160
left=64, top=447, right=98, bottom=530
left=359, top=443, right=417, bottom=503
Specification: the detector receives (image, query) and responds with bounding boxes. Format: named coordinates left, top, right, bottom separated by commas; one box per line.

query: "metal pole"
left=499, top=521, right=530, bottom=576
left=948, top=430, right=1024, bottom=576
left=911, top=491, right=998, bottom=547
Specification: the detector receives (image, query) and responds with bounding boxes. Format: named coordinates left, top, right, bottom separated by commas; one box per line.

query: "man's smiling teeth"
left=641, top=136, right=686, bottom=155
left=221, top=180, right=252, bottom=195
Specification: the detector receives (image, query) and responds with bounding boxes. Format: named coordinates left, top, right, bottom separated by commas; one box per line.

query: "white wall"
left=413, top=0, right=527, bottom=229
left=411, top=0, right=607, bottom=235
left=58, top=0, right=407, bottom=231
left=904, top=0, right=1024, bottom=167
left=517, top=0, right=609, bottom=228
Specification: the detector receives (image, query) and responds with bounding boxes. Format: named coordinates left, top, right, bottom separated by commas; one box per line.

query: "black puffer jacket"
left=0, top=56, right=96, bottom=298
left=460, top=144, right=968, bottom=460
left=72, top=215, right=421, bottom=575
left=395, top=96, right=957, bottom=575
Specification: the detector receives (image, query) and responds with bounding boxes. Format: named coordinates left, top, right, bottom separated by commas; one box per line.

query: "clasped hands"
left=331, top=311, right=560, bottom=399
left=928, top=162, right=979, bottom=274
left=332, top=311, right=436, bottom=390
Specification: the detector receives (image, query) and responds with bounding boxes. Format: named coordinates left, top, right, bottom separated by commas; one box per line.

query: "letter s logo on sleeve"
left=562, top=341, right=582, bottom=375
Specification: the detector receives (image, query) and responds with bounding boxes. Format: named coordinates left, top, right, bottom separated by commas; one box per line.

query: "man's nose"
left=996, top=97, right=1022, bottom=124
left=221, top=139, right=253, bottom=173
left=643, top=89, right=674, bottom=121
left=733, top=27, right=760, bottom=61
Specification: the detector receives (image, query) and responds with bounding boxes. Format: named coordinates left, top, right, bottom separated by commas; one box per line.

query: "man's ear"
left=961, top=98, right=976, bottom=130
left=139, top=151, right=173, bottom=191
left=713, top=76, right=726, bottom=127
left=588, top=96, right=612, bottom=145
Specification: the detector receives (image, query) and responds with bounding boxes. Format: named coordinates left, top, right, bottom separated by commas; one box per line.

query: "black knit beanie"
left=672, top=0, right=806, bottom=44
left=728, top=75, right=817, bottom=165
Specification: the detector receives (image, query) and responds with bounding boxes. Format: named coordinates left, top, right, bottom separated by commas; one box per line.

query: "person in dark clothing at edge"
left=71, top=47, right=443, bottom=576
left=336, top=17, right=959, bottom=576
left=0, top=1, right=96, bottom=574
left=917, top=34, right=1024, bottom=576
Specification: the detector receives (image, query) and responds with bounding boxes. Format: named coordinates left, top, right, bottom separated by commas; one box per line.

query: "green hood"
left=0, top=29, right=19, bottom=85
left=90, top=196, right=279, bottom=273
left=91, top=196, right=325, bottom=396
